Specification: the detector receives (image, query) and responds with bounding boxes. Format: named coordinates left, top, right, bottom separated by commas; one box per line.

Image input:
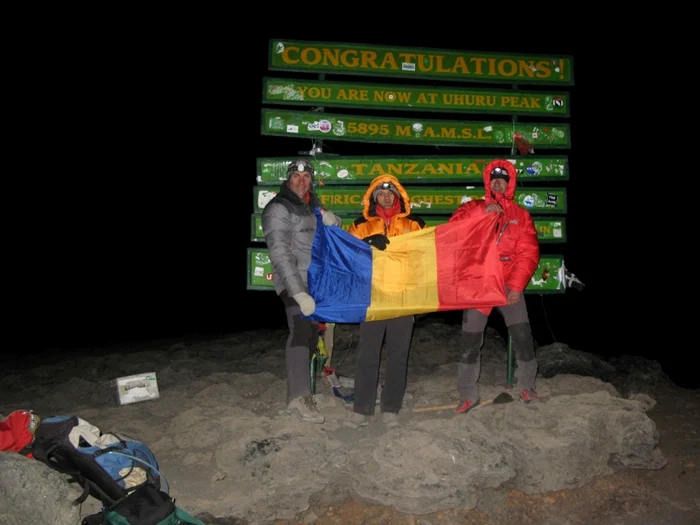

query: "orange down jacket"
left=347, top=175, right=425, bottom=240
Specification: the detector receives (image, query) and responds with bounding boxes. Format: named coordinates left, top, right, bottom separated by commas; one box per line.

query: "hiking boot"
left=382, top=412, right=400, bottom=429
left=455, top=398, right=480, bottom=414
left=343, top=412, right=369, bottom=429
left=520, top=389, right=540, bottom=405
left=287, top=395, right=325, bottom=424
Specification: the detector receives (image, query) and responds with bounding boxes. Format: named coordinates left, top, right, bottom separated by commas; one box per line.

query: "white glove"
left=292, top=292, right=316, bottom=316
left=322, top=210, right=339, bottom=227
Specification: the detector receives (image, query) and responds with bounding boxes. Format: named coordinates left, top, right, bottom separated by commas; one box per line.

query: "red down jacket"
left=449, top=159, right=540, bottom=314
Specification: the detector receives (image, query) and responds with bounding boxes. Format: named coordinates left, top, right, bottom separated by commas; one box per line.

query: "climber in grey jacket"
left=261, top=158, right=341, bottom=424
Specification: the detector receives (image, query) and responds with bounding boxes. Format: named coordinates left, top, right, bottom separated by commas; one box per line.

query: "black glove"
left=363, top=234, right=390, bottom=250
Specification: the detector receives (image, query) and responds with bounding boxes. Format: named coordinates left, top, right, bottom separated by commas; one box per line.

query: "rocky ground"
left=271, top=384, right=699, bottom=525
left=3, top=321, right=699, bottom=525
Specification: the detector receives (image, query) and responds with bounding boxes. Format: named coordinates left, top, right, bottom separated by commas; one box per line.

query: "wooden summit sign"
left=250, top=39, right=575, bottom=297
left=263, top=77, right=569, bottom=116
left=253, top=186, right=567, bottom=214
left=262, top=109, right=570, bottom=148
left=269, top=40, right=573, bottom=85
left=256, top=156, right=569, bottom=184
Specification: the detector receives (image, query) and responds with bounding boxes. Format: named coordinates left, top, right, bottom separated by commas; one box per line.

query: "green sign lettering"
left=254, top=186, right=566, bottom=214
left=269, top=40, right=574, bottom=86
left=262, top=109, right=570, bottom=148
left=264, top=77, right=569, bottom=117
left=257, top=155, right=568, bottom=185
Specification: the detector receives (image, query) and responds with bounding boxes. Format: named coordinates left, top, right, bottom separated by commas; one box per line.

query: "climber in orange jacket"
left=344, top=175, right=426, bottom=429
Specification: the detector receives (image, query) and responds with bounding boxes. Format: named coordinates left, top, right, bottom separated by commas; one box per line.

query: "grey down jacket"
left=261, top=182, right=340, bottom=296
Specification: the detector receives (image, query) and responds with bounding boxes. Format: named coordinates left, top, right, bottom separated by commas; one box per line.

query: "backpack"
left=0, top=409, right=41, bottom=457
left=31, top=415, right=204, bottom=525
left=81, top=483, right=204, bottom=525
left=31, top=415, right=161, bottom=506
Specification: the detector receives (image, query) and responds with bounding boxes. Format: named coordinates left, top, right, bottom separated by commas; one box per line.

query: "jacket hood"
left=483, top=159, right=517, bottom=205
left=361, top=174, right=411, bottom=220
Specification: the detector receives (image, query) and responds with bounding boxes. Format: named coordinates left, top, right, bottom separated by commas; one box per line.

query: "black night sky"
left=43, top=34, right=687, bottom=387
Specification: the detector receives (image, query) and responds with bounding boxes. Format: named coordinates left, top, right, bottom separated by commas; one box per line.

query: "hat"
left=490, top=166, right=510, bottom=183
left=286, top=159, right=315, bottom=181
left=372, top=181, right=400, bottom=201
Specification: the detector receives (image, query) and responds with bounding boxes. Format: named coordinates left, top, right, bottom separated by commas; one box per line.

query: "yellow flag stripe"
left=365, top=227, right=440, bottom=321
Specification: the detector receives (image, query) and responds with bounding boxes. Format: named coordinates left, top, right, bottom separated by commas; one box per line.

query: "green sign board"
left=251, top=214, right=566, bottom=243
left=257, top=155, right=568, bottom=185
left=263, top=77, right=569, bottom=117
left=262, top=109, right=571, bottom=148
left=247, top=247, right=565, bottom=294
left=248, top=248, right=275, bottom=290
left=529, top=256, right=566, bottom=292
left=269, top=40, right=574, bottom=86
left=254, top=186, right=566, bottom=214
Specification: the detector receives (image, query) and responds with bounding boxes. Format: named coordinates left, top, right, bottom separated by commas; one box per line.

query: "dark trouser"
left=353, top=315, right=414, bottom=416
left=280, top=291, right=318, bottom=404
left=456, top=290, right=536, bottom=401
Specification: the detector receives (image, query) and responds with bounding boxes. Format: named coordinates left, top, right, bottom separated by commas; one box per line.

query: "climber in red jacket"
left=449, top=159, right=541, bottom=413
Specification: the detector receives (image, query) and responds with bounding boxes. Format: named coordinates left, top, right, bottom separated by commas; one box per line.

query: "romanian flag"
left=307, top=209, right=506, bottom=323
